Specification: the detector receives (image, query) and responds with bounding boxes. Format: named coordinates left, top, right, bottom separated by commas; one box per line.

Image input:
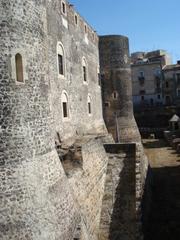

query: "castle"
left=0, top=0, right=148, bottom=239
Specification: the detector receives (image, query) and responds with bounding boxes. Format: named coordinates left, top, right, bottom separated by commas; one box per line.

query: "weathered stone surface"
left=99, top=35, right=141, bottom=143
left=99, top=35, right=149, bottom=239
left=99, top=144, right=136, bottom=240
left=0, top=0, right=104, bottom=239
left=0, top=1, right=149, bottom=240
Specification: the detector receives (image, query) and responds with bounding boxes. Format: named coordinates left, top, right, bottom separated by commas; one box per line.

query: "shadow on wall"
left=141, top=165, right=180, bottom=240
left=109, top=154, right=136, bottom=240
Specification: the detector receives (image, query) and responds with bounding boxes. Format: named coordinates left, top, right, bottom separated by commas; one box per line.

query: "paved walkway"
left=143, top=139, right=180, bottom=240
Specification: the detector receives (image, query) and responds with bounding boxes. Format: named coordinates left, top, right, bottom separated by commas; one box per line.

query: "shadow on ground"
left=143, top=139, right=168, bottom=149
left=142, top=164, right=180, bottom=240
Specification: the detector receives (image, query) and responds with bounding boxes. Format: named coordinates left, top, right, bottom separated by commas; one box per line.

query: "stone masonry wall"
left=0, top=1, right=79, bottom=239
left=0, top=1, right=149, bottom=240
left=65, top=137, right=111, bottom=240
left=99, top=144, right=136, bottom=240
left=47, top=0, right=106, bottom=141
left=99, top=35, right=149, bottom=239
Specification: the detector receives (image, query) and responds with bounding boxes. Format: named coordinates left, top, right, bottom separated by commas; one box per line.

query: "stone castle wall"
left=46, top=0, right=106, bottom=141
left=99, top=35, right=149, bottom=239
left=66, top=137, right=111, bottom=240
left=0, top=1, right=149, bottom=240
left=0, top=1, right=80, bottom=239
left=99, top=144, right=136, bottom=240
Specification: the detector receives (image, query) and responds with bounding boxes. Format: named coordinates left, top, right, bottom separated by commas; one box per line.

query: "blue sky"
left=70, top=0, right=180, bottom=63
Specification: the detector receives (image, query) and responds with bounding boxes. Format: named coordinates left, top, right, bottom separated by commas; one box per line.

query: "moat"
left=142, top=139, right=180, bottom=240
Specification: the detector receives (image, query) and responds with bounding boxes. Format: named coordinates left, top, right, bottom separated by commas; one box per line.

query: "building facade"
left=163, top=62, right=180, bottom=105
left=131, top=50, right=172, bottom=108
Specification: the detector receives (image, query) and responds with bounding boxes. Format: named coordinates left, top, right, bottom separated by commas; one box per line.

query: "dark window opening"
left=166, top=81, right=169, bottom=88
left=141, top=95, right=144, bottom=101
left=58, top=54, right=64, bottom=75
left=83, top=66, right=87, bottom=82
left=157, top=94, right=161, bottom=99
left=15, top=53, right=24, bottom=82
left=84, top=25, right=87, bottom=33
left=177, top=74, right=180, bottom=85
left=75, top=15, right=78, bottom=25
left=62, top=2, right=66, bottom=14
left=113, top=91, right=117, bottom=99
left=88, top=102, right=91, bottom=114
left=150, top=98, right=154, bottom=106
left=105, top=102, right=110, bottom=107
left=63, top=102, right=68, bottom=118
left=139, top=71, right=144, bottom=78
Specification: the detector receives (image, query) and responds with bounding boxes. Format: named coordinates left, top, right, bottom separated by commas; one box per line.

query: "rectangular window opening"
left=88, top=103, right=91, bottom=114
left=58, top=54, right=64, bottom=75
left=75, top=15, right=78, bottom=25
left=63, top=102, right=68, bottom=118
left=83, top=66, right=87, bottom=82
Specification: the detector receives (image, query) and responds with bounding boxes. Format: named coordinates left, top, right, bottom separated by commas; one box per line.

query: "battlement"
left=55, top=0, right=98, bottom=46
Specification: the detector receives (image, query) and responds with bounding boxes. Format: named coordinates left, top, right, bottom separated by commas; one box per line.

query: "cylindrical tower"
left=0, top=1, right=78, bottom=239
left=99, top=35, right=141, bottom=143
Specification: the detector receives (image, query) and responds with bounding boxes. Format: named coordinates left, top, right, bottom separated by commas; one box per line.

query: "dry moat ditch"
left=142, top=139, right=180, bottom=240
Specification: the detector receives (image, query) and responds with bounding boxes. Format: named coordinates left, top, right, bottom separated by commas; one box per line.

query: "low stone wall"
left=135, top=143, right=149, bottom=239
left=61, top=136, right=111, bottom=240
left=99, top=143, right=136, bottom=240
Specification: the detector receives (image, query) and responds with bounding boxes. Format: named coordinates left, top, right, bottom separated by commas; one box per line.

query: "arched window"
left=57, top=43, right=65, bottom=77
left=61, top=91, right=69, bottom=118
left=82, top=57, right=87, bottom=82
left=88, top=95, right=92, bottom=115
left=15, top=53, right=24, bottom=82
left=61, top=1, right=66, bottom=15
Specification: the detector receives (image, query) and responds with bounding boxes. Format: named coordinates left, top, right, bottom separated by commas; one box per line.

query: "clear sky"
left=70, top=0, right=180, bottom=63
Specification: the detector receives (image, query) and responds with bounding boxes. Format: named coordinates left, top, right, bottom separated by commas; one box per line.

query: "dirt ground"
left=142, top=139, right=180, bottom=240
left=143, top=139, right=180, bottom=168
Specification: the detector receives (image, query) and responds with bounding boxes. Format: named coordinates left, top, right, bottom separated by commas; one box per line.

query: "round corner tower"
left=99, top=35, right=141, bottom=143
left=0, top=0, right=78, bottom=239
